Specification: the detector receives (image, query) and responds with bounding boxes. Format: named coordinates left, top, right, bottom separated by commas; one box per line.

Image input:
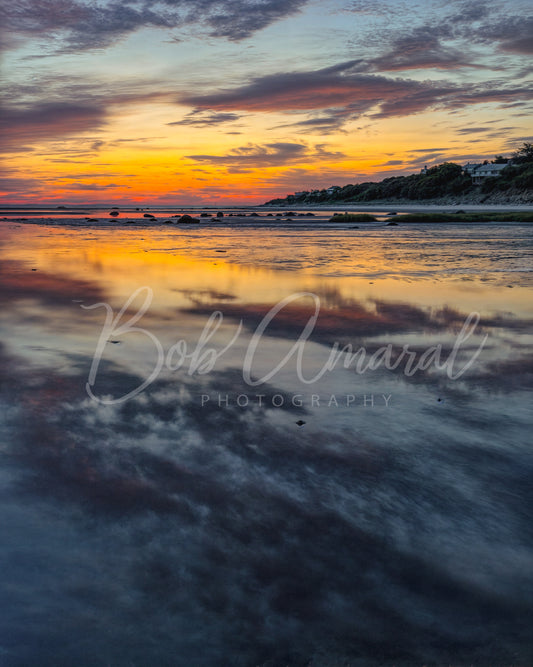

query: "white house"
left=463, top=162, right=508, bottom=184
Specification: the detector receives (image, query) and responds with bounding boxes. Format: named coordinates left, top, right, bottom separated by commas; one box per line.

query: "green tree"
left=513, top=142, right=533, bottom=164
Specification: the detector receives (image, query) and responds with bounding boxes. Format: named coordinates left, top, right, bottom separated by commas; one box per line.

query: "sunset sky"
left=1, top=0, right=532, bottom=205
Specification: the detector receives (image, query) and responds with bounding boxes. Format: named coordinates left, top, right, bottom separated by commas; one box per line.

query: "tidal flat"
left=0, top=216, right=532, bottom=666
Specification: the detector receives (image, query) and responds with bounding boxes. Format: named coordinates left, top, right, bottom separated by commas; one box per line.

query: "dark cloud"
left=64, top=182, right=128, bottom=190
left=0, top=177, right=43, bottom=193
left=370, top=26, right=476, bottom=71
left=179, top=61, right=421, bottom=113
left=0, top=77, right=172, bottom=152
left=180, top=59, right=532, bottom=123
left=186, top=141, right=345, bottom=168
left=273, top=109, right=359, bottom=134
left=455, top=127, right=493, bottom=134
left=2, top=0, right=310, bottom=52
left=409, top=147, right=450, bottom=153
left=345, top=4, right=531, bottom=74
left=167, top=110, right=242, bottom=127
left=476, top=16, right=533, bottom=55
left=0, top=102, right=106, bottom=149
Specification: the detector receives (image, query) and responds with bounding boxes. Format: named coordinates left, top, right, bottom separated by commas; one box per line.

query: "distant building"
left=326, top=186, right=341, bottom=195
left=463, top=162, right=508, bottom=184
left=420, top=165, right=428, bottom=174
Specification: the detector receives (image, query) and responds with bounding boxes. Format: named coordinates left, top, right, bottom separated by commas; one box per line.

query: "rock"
left=386, top=221, right=399, bottom=226
left=177, top=214, right=199, bottom=224
left=275, top=213, right=283, bottom=217
left=267, top=213, right=273, bottom=217
left=295, top=420, right=306, bottom=427
left=109, top=211, right=119, bottom=217
left=386, top=212, right=397, bottom=216
left=250, top=212, right=260, bottom=217
left=143, top=213, right=155, bottom=218
left=216, top=211, right=224, bottom=218
left=200, top=213, right=212, bottom=217
left=455, top=209, right=466, bottom=214
left=87, top=218, right=98, bottom=222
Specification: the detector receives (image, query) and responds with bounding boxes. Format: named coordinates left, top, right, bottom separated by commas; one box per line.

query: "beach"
left=1, top=213, right=532, bottom=665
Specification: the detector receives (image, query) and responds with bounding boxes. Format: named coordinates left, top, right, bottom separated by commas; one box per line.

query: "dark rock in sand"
left=143, top=213, right=155, bottom=218
left=275, top=213, right=283, bottom=217
left=386, top=221, right=399, bottom=226
left=87, top=218, right=98, bottom=222
left=216, top=211, right=224, bottom=218
left=109, top=211, right=119, bottom=217
left=250, top=212, right=260, bottom=217
left=200, top=213, right=212, bottom=218
left=386, top=212, right=397, bottom=216
left=177, top=214, right=199, bottom=224
left=267, top=213, right=273, bottom=216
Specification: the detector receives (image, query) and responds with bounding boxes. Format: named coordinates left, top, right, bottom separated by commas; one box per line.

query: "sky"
left=0, top=0, right=532, bottom=205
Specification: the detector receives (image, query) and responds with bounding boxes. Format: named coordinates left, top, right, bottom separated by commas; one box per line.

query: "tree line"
left=265, top=143, right=533, bottom=205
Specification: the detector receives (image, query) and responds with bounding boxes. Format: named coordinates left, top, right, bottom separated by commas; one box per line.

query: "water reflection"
left=0, top=221, right=532, bottom=666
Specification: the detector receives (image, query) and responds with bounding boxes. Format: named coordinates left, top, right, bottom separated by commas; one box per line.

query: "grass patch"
left=329, top=213, right=377, bottom=222
left=398, top=212, right=533, bottom=222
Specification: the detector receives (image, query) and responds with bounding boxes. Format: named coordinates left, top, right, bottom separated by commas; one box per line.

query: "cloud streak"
left=179, top=59, right=532, bottom=125
left=186, top=142, right=345, bottom=168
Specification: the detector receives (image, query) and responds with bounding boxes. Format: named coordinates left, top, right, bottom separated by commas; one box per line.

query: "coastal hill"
left=264, top=143, right=533, bottom=207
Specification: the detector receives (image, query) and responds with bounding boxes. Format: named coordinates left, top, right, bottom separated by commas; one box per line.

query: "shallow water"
left=0, top=220, right=532, bottom=666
